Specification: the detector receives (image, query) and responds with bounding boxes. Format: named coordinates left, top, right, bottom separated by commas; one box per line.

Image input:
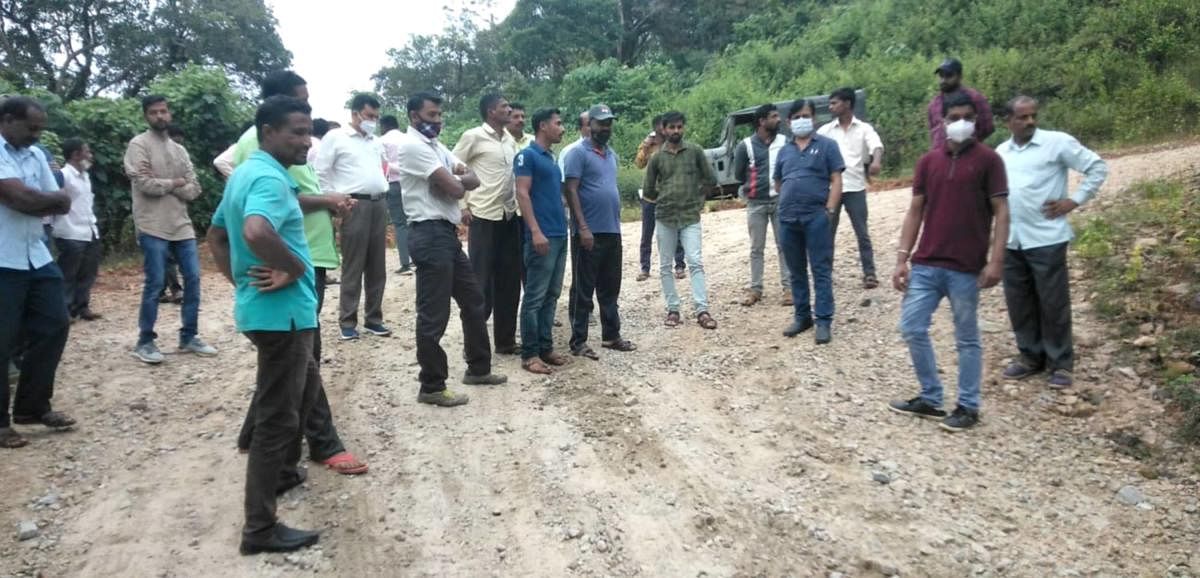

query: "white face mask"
left=359, top=120, right=377, bottom=135
left=945, top=119, right=975, bottom=143
left=789, top=117, right=814, bottom=137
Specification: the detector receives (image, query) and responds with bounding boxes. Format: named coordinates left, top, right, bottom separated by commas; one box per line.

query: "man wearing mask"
left=507, top=103, right=533, bottom=150
left=889, top=91, right=1009, bottom=432
left=380, top=115, right=413, bottom=275
left=454, top=94, right=522, bottom=355
left=315, top=93, right=390, bottom=341
left=634, top=115, right=686, bottom=282
left=0, top=96, right=76, bottom=449
left=734, top=103, right=792, bottom=307
left=125, top=95, right=216, bottom=364
left=997, top=96, right=1108, bottom=389
left=928, top=58, right=994, bottom=150
left=53, top=138, right=103, bottom=321
left=773, top=100, right=845, bottom=344
left=563, top=104, right=636, bottom=360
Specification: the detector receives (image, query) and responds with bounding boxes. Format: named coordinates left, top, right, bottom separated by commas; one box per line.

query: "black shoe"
left=888, top=397, right=947, bottom=420
left=783, top=318, right=814, bottom=337
left=940, top=406, right=980, bottom=432
left=815, top=324, right=832, bottom=345
left=239, top=523, right=320, bottom=555
left=276, top=468, right=307, bottom=496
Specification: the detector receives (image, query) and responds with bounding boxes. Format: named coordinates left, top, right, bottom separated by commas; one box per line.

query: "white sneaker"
left=134, top=341, right=165, bottom=365
left=180, top=337, right=218, bottom=357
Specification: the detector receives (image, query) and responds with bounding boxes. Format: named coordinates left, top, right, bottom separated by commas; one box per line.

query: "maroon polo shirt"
left=911, top=141, right=1008, bottom=274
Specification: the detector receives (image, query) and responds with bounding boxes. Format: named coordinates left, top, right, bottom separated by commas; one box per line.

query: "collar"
left=0, top=132, right=20, bottom=153
left=583, top=137, right=612, bottom=155
left=529, top=141, right=553, bottom=156
left=482, top=123, right=510, bottom=141
left=347, top=126, right=374, bottom=140
left=752, top=132, right=778, bottom=146
left=63, top=163, right=85, bottom=178
left=663, top=141, right=690, bottom=154
left=249, top=150, right=300, bottom=192
left=789, top=135, right=821, bottom=151
left=832, top=116, right=862, bottom=130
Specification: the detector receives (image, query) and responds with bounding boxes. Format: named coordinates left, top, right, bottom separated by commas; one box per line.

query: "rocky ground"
left=2, top=144, right=1199, bottom=578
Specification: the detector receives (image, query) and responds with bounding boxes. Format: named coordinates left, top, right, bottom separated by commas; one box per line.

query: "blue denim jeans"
left=138, top=233, right=200, bottom=346
left=899, top=264, right=982, bottom=411
left=520, top=236, right=567, bottom=359
left=655, top=221, right=707, bottom=314
left=779, top=211, right=834, bottom=325
left=385, top=182, right=411, bottom=269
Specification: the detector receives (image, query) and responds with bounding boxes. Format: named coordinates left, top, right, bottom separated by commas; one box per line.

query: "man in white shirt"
left=315, top=94, right=391, bottom=341
left=379, top=115, right=413, bottom=275
left=557, top=110, right=589, bottom=180
left=996, top=95, right=1108, bottom=389
left=52, top=138, right=103, bottom=321
left=817, top=87, right=884, bottom=289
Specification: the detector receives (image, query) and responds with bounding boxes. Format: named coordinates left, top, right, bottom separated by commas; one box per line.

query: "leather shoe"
left=239, top=523, right=320, bottom=555
left=78, top=308, right=102, bottom=321
left=782, top=318, right=814, bottom=337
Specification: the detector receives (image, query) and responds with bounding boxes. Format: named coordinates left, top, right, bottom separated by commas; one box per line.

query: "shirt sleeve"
left=642, top=154, right=659, bottom=202
left=865, top=124, right=884, bottom=152
left=170, top=145, right=203, bottom=201
left=36, top=150, right=60, bottom=192
left=242, top=175, right=291, bottom=231
left=1059, top=135, right=1108, bottom=206
left=563, top=147, right=585, bottom=180
left=986, top=151, right=1008, bottom=197
left=123, top=138, right=175, bottom=197
left=0, top=149, right=20, bottom=181
left=231, top=127, right=256, bottom=166
left=732, top=141, right=749, bottom=185
left=211, top=195, right=228, bottom=228
left=214, top=143, right=237, bottom=177
left=399, top=140, right=442, bottom=179
left=314, top=131, right=338, bottom=192
left=912, top=156, right=927, bottom=197
left=513, top=149, right=534, bottom=179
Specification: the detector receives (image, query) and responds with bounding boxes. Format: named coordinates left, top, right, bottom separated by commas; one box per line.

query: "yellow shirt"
left=453, top=124, right=519, bottom=220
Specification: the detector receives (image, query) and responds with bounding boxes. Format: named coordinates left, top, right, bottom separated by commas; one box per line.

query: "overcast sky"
left=267, top=0, right=516, bottom=121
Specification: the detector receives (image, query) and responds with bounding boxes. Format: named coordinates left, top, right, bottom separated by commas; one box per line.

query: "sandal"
left=664, top=311, right=681, bottom=327
left=13, top=411, right=76, bottom=428
left=540, top=351, right=572, bottom=366
left=572, top=345, right=600, bottom=360
left=863, top=275, right=879, bottom=289
left=522, top=358, right=554, bottom=375
left=674, top=268, right=687, bottom=280
left=321, top=451, right=369, bottom=475
left=602, top=339, right=637, bottom=352
left=697, top=312, right=718, bottom=330
left=0, top=428, right=29, bottom=449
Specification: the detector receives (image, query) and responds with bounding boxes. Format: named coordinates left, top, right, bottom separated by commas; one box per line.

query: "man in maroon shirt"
left=889, top=91, right=1010, bottom=432
left=927, top=58, right=994, bottom=150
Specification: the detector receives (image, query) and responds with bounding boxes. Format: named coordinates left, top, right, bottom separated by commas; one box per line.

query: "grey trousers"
left=829, top=190, right=877, bottom=278
left=1002, top=242, right=1073, bottom=372
left=746, top=200, right=791, bottom=293
left=338, top=197, right=389, bottom=329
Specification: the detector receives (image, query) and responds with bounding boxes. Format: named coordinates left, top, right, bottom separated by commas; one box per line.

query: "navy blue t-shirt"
left=514, top=142, right=567, bottom=239
left=563, top=138, right=621, bottom=235
left=773, top=134, right=845, bottom=222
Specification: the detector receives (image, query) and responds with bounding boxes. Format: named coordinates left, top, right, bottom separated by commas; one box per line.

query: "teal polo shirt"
left=212, top=150, right=318, bottom=332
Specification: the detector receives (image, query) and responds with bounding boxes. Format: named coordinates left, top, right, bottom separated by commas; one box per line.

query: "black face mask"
left=592, top=131, right=611, bottom=146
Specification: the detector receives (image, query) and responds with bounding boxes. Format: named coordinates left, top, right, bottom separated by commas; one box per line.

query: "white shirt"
left=997, top=128, right=1109, bottom=250
left=379, top=129, right=405, bottom=184
left=397, top=126, right=464, bottom=224
left=817, top=117, right=883, bottom=192
left=558, top=138, right=582, bottom=183
left=306, top=135, right=322, bottom=165
left=213, top=142, right=237, bottom=178
left=52, top=164, right=98, bottom=242
left=314, top=127, right=388, bottom=195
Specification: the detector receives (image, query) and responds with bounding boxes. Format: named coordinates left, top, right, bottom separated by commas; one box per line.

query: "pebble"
left=565, top=526, right=583, bottom=540
left=16, top=520, right=39, bottom=541
left=1116, top=485, right=1147, bottom=506
left=1133, top=335, right=1157, bottom=348
left=596, top=540, right=610, bottom=553
left=35, top=493, right=60, bottom=508
left=872, top=471, right=892, bottom=485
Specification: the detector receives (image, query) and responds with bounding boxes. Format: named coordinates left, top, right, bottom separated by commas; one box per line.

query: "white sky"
left=268, top=0, right=517, bottom=121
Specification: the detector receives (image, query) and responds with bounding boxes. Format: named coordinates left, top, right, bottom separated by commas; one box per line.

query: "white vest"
left=743, top=134, right=787, bottom=198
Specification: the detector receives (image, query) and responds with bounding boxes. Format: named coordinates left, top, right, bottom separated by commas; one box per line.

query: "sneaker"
left=363, top=323, right=392, bottom=337
left=1047, top=369, right=1074, bottom=389
left=888, top=397, right=947, bottom=420
left=463, top=372, right=508, bottom=386
left=180, top=337, right=218, bottom=357
left=417, top=389, right=470, bottom=407
left=783, top=318, right=814, bottom=337
left=815, top=325, right=832, bottom=345
left=1002, top=360, right=1041, bottom=380
left=940, top=406, right=980, bottom=432
left=740, top=290, right=762, bottom=307
left=339, top=327, right=360, bottom=341
left=134, top=341, right=165, bottom=365
left=396, top=266, right=414, bottom=276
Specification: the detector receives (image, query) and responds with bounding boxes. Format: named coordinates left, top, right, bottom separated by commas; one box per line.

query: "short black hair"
left=167, top=124, right=185, bottom=138
left=661, top=111, right=686, bottom=126
left=260, top=70, right=307, bottom=100
left=651, top=114, right=664, bottom=129
left=313, top=118, right=331, bottom=138
left=351, top=93, right=381, bottom=113
left=509, top=102, right=525, bottom=113
left=141, top=94, right=168, bottom=114
left=0, top=96, right=45, bottom=120
left=942, top=91, right=976, bottom=117
left=61, top=137, right=86, bottom=160
left=829, top=87, right=856, bottom=107
left=753, top=103, right=777, bottom=127
left=380, top=115, right=400, bottom=133
left=255, top=95, right=312, bottom=141
left=1003, top=95, right=1038, bottom=118
left=407, top=91, right=442, bottom=115
left=789, top=99, right=816, bottom=117
left=531, top=107, right=561, bottom=135
left=479, top=93, right=505, bottom=121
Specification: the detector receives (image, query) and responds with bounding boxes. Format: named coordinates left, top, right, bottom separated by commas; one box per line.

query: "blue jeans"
left=385, top=182, right=411, bottom=269
left=138, top=233, right=200, bottom=346
left=520, top=236, right=567, bottom=359
left=779, top=211, right=834, bottom=325
left=656, top=221, right=707, bottom=313
left=899, top=264, right=982, bottom=411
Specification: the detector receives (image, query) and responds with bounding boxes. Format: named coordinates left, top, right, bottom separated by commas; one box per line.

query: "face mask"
left=790, top=117, right=814, bottom=137
left=945, top=119, right=975, bottom=143
left=359, top=120, right=377, bottom=135
left=416, top=121, right=442, bottom=139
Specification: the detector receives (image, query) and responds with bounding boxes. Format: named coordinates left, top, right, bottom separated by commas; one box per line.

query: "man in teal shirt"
left=208, top=96, right=323, bottom=555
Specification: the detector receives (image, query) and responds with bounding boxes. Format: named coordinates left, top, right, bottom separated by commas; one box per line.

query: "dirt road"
left=3, top=144, right=1199, bottom=578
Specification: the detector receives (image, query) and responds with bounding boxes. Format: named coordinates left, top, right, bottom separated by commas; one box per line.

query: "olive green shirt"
left=642, top=141, right=717, bottom=228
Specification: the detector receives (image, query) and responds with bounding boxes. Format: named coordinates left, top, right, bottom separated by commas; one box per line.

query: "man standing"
left=315, top=93, right=391, bottom=340
left=380, top=115, right=413, bottom=275
left=208, top=95, right=323, bottom=554
left=0, top=96, right=76, bottom=449
left=997, top=96, right=1108, bottom=389
left=928, top=58, right=994, bottom=149
left=888, top=91, right=1009, bottom=432
left=819, top=87, right=884, bottom=289
left=453, top=94, right=522, bottom=355
left=564, top=104, right=636, bottom=360
left=734, top=103, right=792, bottom=306
left=774, top=100, right=845, bottom=344
left=124, top=95, right=217, bottom=364
left=557, top=110, right=589, bottom=178
left=634, top=115, right=685, bottom=282
left=506, top=103, right=533, bottom=150
left=398, top=91, right=506, bottom=407
left=643, top=111, right=719, bottom=330
left=516, top=107, right=570, bottom=374
left=53, top=138, right=103, bottom=321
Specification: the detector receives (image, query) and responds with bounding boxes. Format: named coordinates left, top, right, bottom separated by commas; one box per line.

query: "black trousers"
left=1002, top=242, right=1074, bottom=372
left=409, top=220, right=491, bottom=393
left=55, top=237, right=102, bottom=316
left=243, top=329, right=320, bottom=537
left=467, top=215, right=522, bottom=351
left=0, top=264, right=70, bottom=428
left=569, top=233, right=623, bottom=350
left=238, top=267, right=345, bottom=461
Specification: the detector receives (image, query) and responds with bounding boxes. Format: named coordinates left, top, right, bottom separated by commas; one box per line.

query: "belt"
left=349, top=192, right=385, bottom=201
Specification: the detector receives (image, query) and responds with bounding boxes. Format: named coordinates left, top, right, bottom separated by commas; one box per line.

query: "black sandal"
left=13, top=411, right=76, bottom=429
left=571, top=345, right=600, bottom=360
left=0, top=428, right=29, bottom=448
left=602, top=339, right=637, bottom=352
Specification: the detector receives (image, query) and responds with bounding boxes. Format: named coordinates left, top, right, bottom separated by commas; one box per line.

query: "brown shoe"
left=781, top=294, right=794, bottom=307
left=740, top=290, right=762, bottom=307
left=636, top=271, right=650, bottom=282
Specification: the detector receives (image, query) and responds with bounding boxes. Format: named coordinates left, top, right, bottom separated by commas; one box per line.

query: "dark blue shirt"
left=514, top=142, right=567, bottom=239
left=773, top=134, right=845, bottom=222
left=563, top=138, right=621, bottom=235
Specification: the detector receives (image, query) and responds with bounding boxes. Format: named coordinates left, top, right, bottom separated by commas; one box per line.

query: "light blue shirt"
left=997, top=129, right=1108, bottom=250
left=0, top=134, right=60, bottom=270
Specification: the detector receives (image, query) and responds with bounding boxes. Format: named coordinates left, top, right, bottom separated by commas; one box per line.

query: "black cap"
left=587, top=104, right=615, bottom=122
left=935, top=58, right=963, bottom=76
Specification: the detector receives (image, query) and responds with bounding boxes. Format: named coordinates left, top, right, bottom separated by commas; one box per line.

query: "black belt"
left=349, top=193, right=385, bottom=201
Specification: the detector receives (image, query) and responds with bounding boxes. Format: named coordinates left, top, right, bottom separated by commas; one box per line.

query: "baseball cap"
left=587, top=104, right=615, bottom=122
left=935, top=58, right=963, bottom=76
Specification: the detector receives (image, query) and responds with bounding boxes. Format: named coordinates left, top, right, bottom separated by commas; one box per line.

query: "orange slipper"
left=322, top=451, right=369, bottom=475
